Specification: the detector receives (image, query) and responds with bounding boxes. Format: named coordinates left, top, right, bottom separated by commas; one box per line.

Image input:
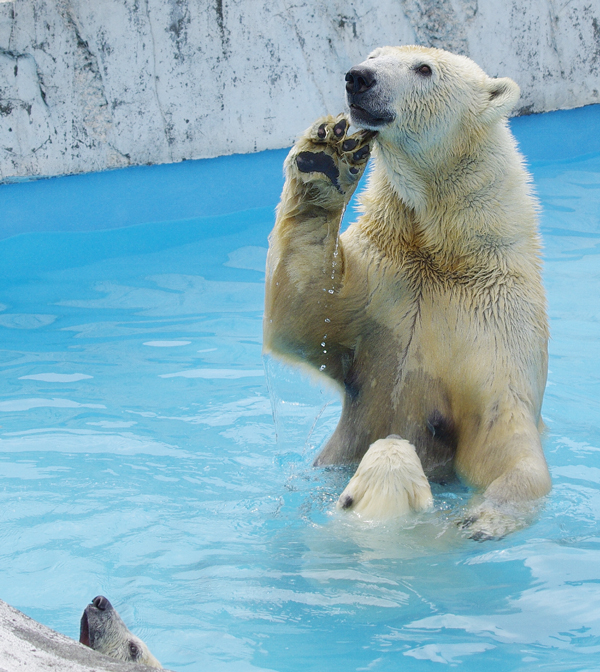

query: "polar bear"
left=263, top=46, right=551, bottom=539
left=336, top=436, right=433, bottom=518
left=80, top=595, right=161, bottom=668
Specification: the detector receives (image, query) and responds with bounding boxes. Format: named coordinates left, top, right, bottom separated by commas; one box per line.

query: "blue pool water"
left=1, top=105, right=600, bottom=671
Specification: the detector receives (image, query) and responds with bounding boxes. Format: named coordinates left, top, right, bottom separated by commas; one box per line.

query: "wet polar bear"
left=80, top=595, right=161, bottom=667
left=264, top=46, right=551, bottom=539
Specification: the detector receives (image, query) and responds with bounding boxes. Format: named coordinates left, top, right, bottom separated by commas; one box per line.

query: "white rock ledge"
left=0, top=0, right=599, bottom=181
left=0, top=598, right=172, bottom=671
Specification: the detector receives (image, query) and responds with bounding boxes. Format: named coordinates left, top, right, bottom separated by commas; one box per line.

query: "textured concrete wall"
left=0, top=0, right=599, bottom=181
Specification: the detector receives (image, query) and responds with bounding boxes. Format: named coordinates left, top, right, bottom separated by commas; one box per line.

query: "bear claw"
left=291, top=115, right=377, bottom=197
left=459, top=515, right=478, bottom=529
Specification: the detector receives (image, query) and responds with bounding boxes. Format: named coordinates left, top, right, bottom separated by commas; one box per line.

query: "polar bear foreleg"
left=264, top=116, right=376, bottom=376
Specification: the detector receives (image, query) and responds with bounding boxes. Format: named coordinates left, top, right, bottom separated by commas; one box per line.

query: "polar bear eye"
left=416, top=64, right=432, bottom=77
left=128, top=641, right=140, bottom=660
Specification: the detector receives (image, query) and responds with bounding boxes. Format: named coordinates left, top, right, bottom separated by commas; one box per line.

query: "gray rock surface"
left=0, top=598, right=171, bottom=671
left=0, top=0, right=599, bottom=181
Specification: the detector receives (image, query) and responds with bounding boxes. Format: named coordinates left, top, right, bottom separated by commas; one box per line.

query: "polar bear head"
left=80, top=595, right=162, bottom=668
left=345, top=46, right=523, bottom=212
left=346, top=45, right=520, bottom=158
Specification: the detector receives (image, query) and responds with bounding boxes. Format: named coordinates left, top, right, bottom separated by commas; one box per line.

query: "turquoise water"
left=1, top=105, right=600, bottom=671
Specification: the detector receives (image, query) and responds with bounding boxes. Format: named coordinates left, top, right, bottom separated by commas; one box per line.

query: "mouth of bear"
left=349, top=103, right=395, bottom=128
left=79, top=612, right=91, bottom=648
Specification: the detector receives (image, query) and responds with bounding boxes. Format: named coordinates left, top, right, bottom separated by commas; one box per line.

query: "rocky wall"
left=0, top=0, right=599, bottom=181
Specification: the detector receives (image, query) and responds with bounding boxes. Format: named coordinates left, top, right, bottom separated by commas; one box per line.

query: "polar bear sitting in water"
left=264, top=46, right=550, bottom=539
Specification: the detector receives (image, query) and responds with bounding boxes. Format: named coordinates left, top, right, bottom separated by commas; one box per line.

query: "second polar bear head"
left=80, top=595, right=162, bottom=668
left=345, top=45, right=520, bottom=157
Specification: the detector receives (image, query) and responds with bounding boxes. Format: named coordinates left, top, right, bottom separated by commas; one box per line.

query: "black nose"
left=92, top=595, right=111, bottom=611
left=345, top=67, right=377, bottom=95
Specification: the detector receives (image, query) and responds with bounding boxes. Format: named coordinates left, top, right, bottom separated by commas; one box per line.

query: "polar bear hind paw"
left=459, top=501, right=529, bottom=541
left=337, top=436, right=433, bottom=520
left=289, top=115, right=377, bottom=199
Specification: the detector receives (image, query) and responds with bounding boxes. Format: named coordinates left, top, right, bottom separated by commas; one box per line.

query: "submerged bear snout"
left=345, top=66, right=377, bottom=96
left=92, top=595, right=111, bottom=611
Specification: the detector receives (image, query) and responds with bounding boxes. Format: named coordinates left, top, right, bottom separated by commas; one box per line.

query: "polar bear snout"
left=346, top=63, right=395, bottom=129
left=80, top=595, right=116, bottom=648
left=345, top=66, right=377, bottom=95
left=80, top=594, right=162, bottom=667
left=91, top=595, right=110, bottom=611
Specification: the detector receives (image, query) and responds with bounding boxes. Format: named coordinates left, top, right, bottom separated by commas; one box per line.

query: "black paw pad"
left=352, top=145, right=370, bottom=162
left=333, top=119, right=347, bottom=137
left=342, top=138, right=359, bottom=152
left=317, top=124, right=327, bottom=139
left=296, top=151, right=342, bottom=192
left=349, top=167, right=359, bottom=174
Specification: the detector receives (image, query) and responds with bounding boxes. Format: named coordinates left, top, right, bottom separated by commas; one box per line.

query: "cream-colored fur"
left=337, top=436, right=433, bottom=519
left=264, top=46, right=551, bottom=539
left=80, top=596, right=161, bottom=668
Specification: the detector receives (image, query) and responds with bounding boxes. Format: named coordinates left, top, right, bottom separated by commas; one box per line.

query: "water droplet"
left=319, top=365, right=326, bottom=371
left=325, top=318, right=330, bottom=323
left=328, top=289, right=334, bottom=294
left=321, top=342, right=326, bottom=347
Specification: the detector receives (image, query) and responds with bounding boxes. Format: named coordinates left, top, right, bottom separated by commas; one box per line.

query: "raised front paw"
left=337, top=436, right=433, bottom=520
left=286, top=114, right=377, bottom=204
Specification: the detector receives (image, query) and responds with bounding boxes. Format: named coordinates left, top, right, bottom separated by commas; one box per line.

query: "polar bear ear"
left=480, top=76, right=520, bottom=123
